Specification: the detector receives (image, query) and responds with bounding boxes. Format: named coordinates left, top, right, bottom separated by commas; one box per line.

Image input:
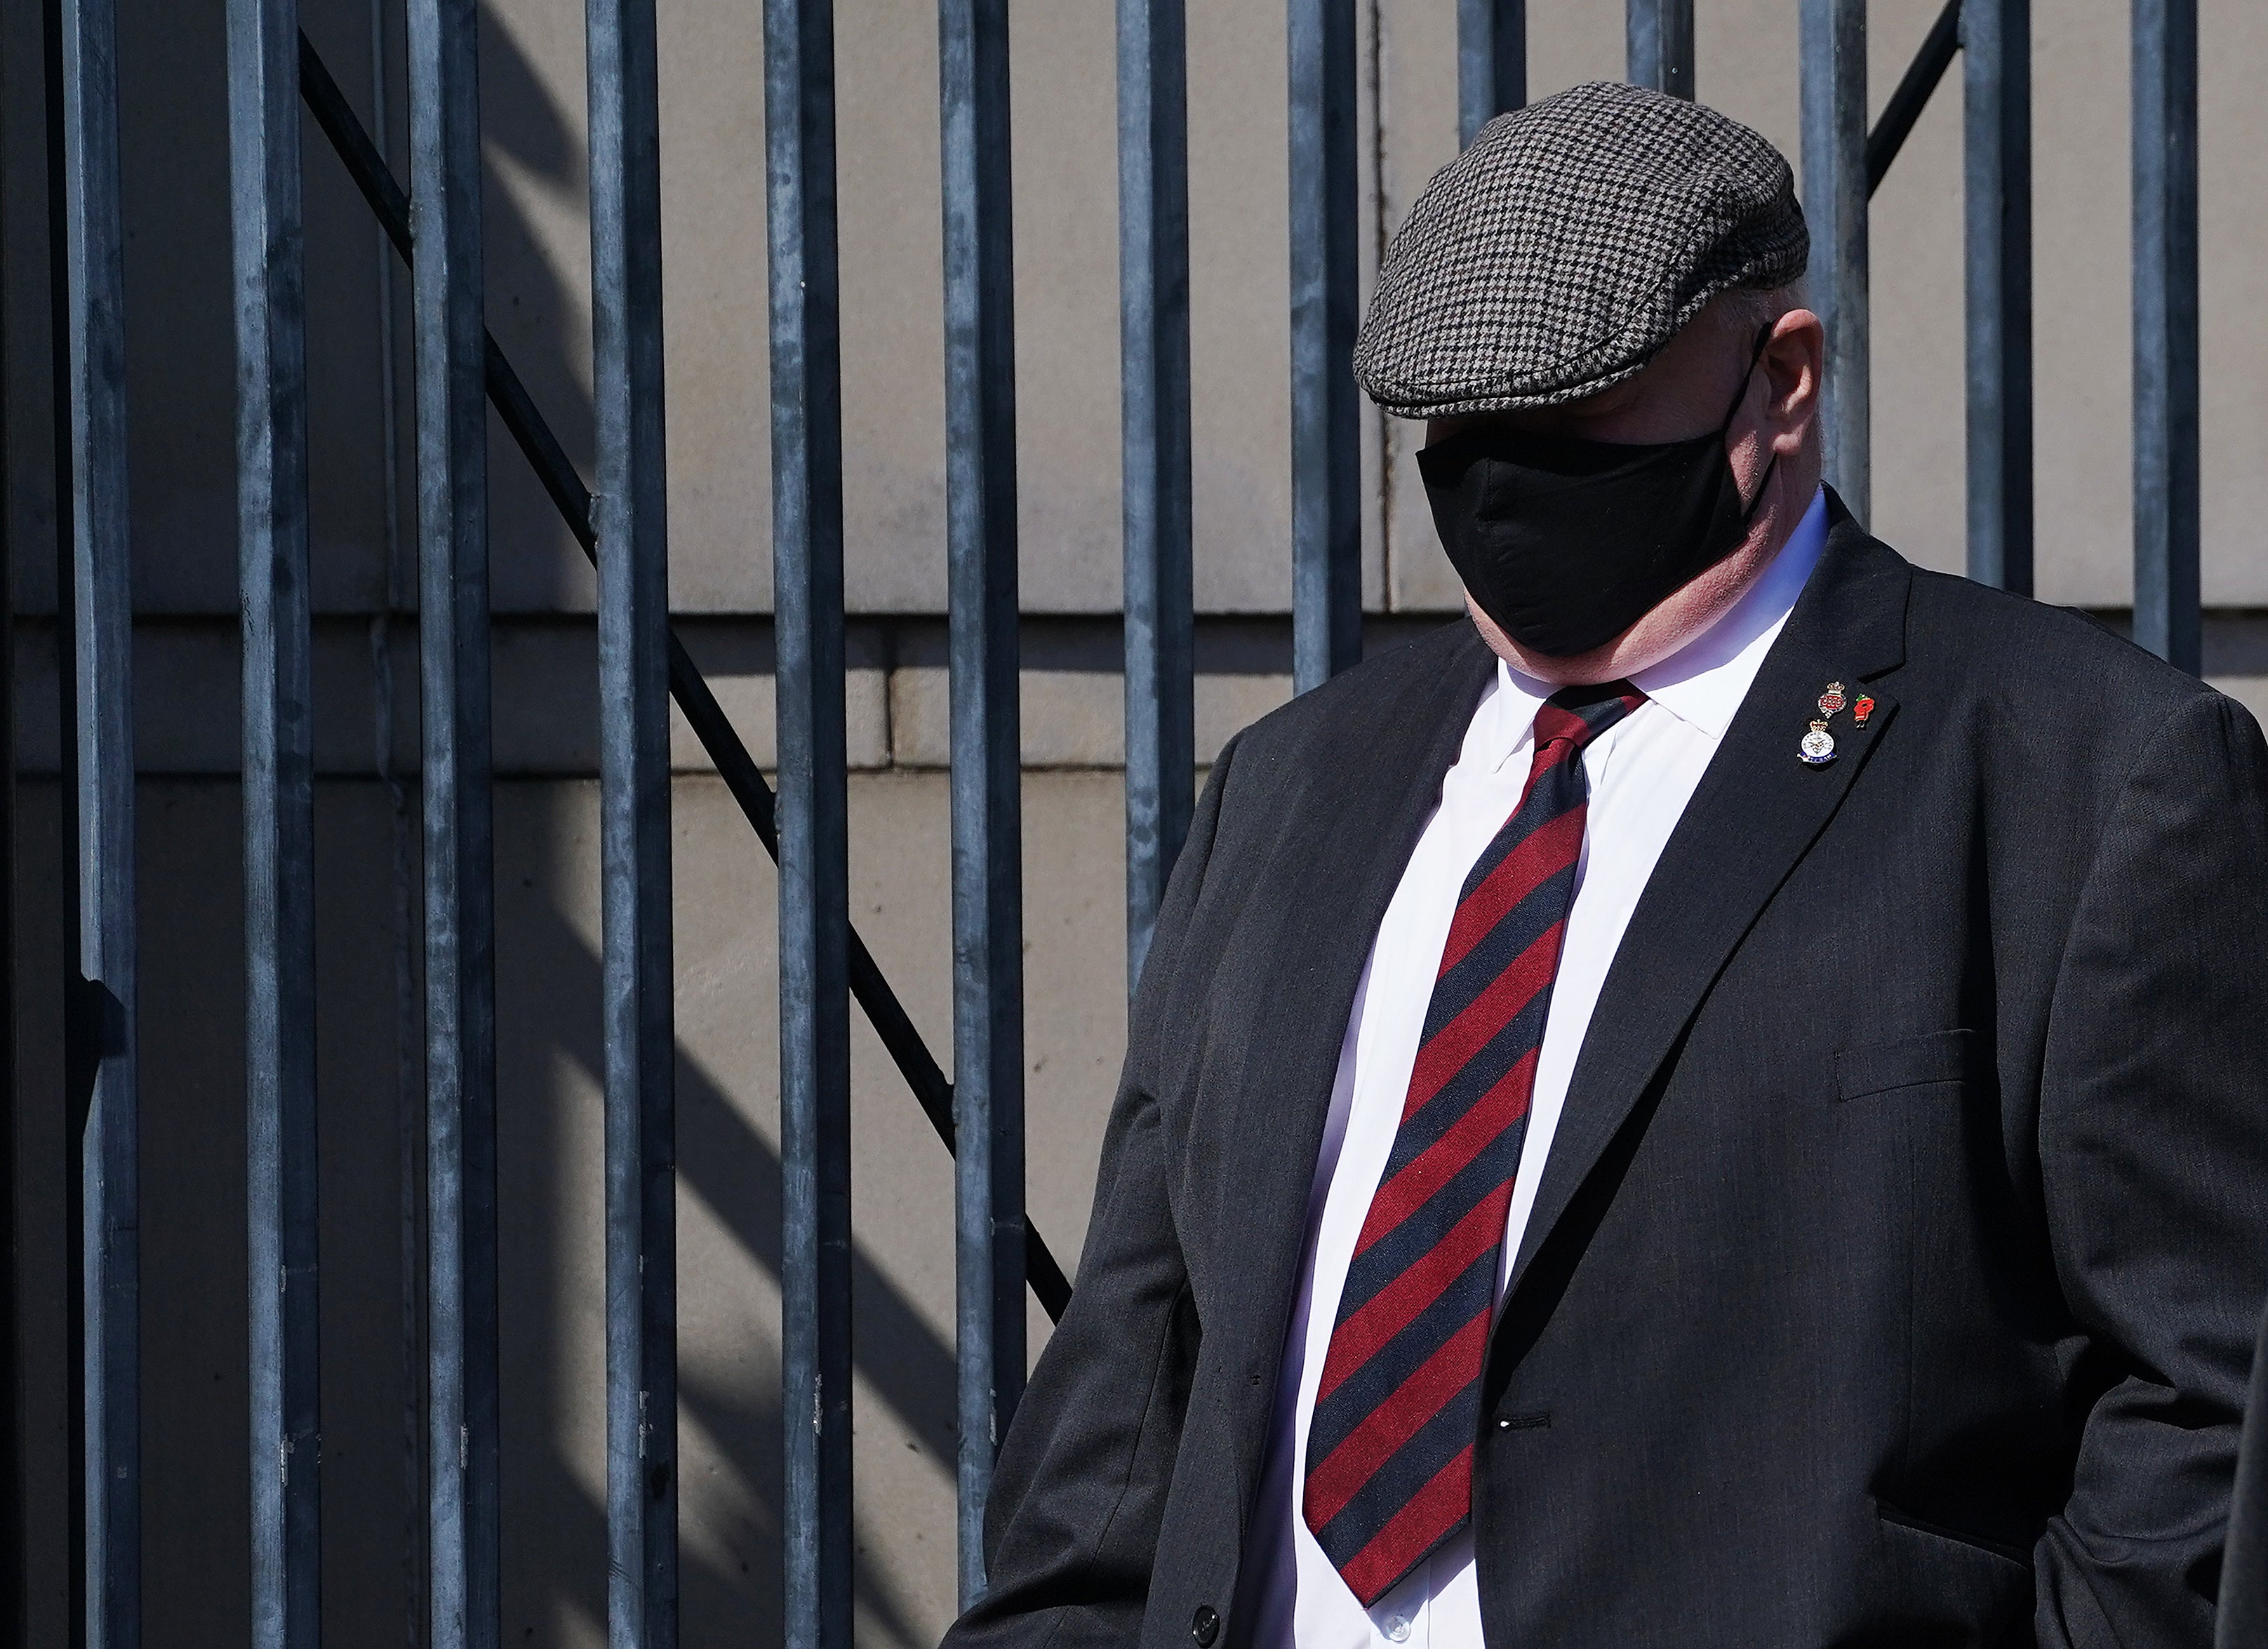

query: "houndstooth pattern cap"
left=1354, top=81, right=1809, bottom=419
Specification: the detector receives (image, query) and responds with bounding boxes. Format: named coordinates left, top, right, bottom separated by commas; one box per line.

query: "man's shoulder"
left=1222, top=619, right=1494, bottom=780
left=1896, top=555, right=2236, bottom=735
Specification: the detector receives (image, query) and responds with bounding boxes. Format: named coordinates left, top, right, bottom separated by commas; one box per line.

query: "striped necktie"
left=1302, top=680, right=1646, bottom=1605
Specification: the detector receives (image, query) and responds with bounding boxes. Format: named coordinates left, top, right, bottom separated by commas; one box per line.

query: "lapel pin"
left=1800, top=679, right=1845, bottom=765
left=1853, top=695, right=1874, bottom=728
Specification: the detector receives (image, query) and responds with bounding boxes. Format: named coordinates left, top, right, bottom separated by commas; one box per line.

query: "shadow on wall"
left=495, top=784, right=952, bottom=1648
left=12, top=781, right=955, bottom=1648
left=462, top=0, right=604, bottom=613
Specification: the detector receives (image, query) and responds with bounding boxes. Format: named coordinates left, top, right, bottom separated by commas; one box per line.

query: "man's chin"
left=1465, top=599, right=1649, bottom=688
left=1463, top=528, right=1784, bottom=687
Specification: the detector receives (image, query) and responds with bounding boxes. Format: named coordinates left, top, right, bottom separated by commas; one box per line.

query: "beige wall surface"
left=10, top=0, right=2268, bottom=620
left=6, top=1, right=2268, bottom=1647
left=467, top=0, right=2268, bottom=613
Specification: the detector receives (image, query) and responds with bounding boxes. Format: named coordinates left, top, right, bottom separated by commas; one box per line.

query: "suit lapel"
left=1505, top=506, right=1914, bottom=1297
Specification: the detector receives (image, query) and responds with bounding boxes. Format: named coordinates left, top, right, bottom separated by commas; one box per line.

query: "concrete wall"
left=6, top=1, right=2268, bottom=1645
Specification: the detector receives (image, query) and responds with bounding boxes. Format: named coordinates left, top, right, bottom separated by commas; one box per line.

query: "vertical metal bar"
left=587, top=0, right=679, bottom=1641
left=1288, top=0, right=1360, bottom=695
left=360, top=1, right=428, bottom=1634
left=227, top=0, right=321, bottom=1641
left=51, top=0, right=137, bottom=1638
left=1626, top=0, right=1694, bottom=100
left=40, top=5, right=89, bottom=1639
left=0, top=1, right=19, bottom=1622
left=940, top=0, right=1026, bottom=1604
left=1801, top=0, right=1869, bottom=521
left=1118, top=0, right=1193, bottom=991
left=764, top=0, right=851, bottom=1640
left=1963, top=0, right=2033, bottom=594
left=405, top=0, right=499, bottom=1643
left=0, top=20, right=20, bottom=1636
left=2132, top=0, right=2198, bottom=671
left=1455, top=0, right=1525, bottom=149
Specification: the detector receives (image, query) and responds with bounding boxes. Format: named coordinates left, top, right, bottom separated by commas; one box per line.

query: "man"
left=945, top=82, right=2268, bottom=1648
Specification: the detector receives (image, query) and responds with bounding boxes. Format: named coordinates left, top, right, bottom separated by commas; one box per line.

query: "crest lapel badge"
left=1799, top=680, right=1846, bottom=765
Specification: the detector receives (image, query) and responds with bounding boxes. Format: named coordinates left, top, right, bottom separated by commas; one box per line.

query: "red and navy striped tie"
left=1302, top=680, right=1645, bottom=1605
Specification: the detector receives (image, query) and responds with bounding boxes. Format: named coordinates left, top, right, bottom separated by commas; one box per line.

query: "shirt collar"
left=1472, top=486, right=1830, bottom=768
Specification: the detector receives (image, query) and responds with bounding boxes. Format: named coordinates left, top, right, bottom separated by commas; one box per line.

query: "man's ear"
left=1764, top=309, right=1826, bottom=426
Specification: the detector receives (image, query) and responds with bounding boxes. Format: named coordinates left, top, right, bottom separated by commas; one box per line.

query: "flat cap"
left=1353, top=81, right=1808, bottom=419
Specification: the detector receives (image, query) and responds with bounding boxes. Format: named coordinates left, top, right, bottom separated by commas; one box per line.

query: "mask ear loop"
left=1721, top=320, right=1779, bottom=521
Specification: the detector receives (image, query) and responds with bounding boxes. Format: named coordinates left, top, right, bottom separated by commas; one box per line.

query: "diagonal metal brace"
left=1866, top=0, right=1962, bottom=196
left=295, top=31, right=1073, bottom=1322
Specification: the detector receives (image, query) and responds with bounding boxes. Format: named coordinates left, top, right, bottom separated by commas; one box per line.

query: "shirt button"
left=1382, top=1615, right=1411, bottom=1643
left=1189, top=1605, right=1220, bottom=1648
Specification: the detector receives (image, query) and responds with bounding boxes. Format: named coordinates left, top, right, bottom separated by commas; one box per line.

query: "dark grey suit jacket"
left=944, top=501, right=2268, bottom=1649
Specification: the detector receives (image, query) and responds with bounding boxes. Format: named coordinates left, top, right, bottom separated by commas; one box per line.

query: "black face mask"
left=1416, top=327, right=1777, bottom=659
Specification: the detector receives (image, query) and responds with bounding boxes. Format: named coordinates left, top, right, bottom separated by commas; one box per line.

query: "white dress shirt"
left=1241, top=490, right=1829, bottom=1649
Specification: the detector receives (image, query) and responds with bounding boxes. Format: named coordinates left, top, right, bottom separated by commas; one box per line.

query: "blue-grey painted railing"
left=1627, top=0, right=1695, bottom=101
left=2132, top=0, right=2199, bottom=671
left=1457, top=0, right=1527, bottom=148
left=1963, top=0, right=2034, bottom=594
left=39, top=3, right=74, bottom=1634
left=589, top=0, right=681, bottom=1640
left=1119, top=0, right=1195, bottom=989
left=298, top=39, right=1072, bottom=1641
left=0, top=62, right=17, bottom=1631
left=225, top=0, right=321, bottom=1641
left=406, top=0, right=502, bottom=1643
left=48, top=0, right=140, bottom=1640
left=763, top=0, right=856, bottom=1641
left=1288, top=0, right=1362, bottom=694
left=43, top=2, right=2227, bottom=1643
left=1816, top=0, right=2030, bottom=590
left=940, top=0, right=1028, bottom=1605
left=1802, top=0, right=1869, bottom=521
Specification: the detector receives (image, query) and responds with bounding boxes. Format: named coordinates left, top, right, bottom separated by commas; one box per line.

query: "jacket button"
left=1191, top=1605, right=1220, bottom=1648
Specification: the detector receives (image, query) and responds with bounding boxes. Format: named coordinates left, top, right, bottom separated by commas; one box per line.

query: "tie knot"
left=1530, top=681, right=1645, bottom=776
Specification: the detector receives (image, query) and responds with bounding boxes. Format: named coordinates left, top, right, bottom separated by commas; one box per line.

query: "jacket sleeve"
left=942, top=735, right=1242, bottom=1649
left=2033, top=690, right=2268, bottom=1648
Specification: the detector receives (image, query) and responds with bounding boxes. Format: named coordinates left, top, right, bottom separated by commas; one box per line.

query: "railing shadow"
left=498, top=781, right=952, bottom=1645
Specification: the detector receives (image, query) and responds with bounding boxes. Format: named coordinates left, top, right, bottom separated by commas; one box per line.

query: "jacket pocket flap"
left=1836, top=1029, right=1974, bottom=1101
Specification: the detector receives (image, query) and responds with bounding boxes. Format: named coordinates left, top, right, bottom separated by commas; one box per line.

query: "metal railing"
left=20, top=0, right=2215, bottom=1645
